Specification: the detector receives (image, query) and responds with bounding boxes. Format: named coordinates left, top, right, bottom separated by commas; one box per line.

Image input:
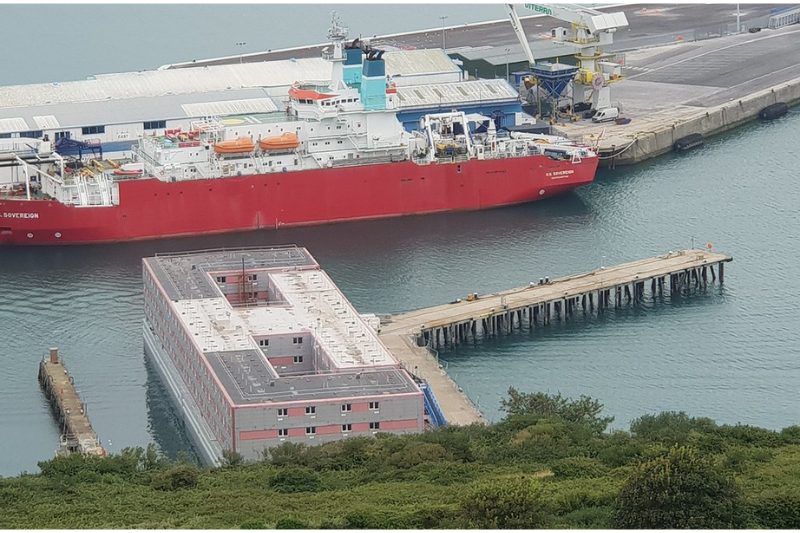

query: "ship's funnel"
left=343, top=45, right=363, bottom=87
left=360, top=50, right=386, bottom=111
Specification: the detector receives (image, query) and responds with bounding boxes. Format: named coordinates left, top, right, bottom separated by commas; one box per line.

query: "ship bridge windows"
left=55, top=131, right=71, bottom=140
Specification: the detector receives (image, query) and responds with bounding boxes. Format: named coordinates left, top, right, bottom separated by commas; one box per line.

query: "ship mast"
left=327, top=11, right=348, bottom=89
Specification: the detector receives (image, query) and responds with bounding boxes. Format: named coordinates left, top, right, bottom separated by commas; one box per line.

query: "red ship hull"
left=0, top=156, right=597, bottom=245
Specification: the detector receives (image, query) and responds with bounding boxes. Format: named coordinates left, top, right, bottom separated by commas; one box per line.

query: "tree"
left=501, top=388, right=614, bottom=434
left=614, top=445, right=743, bottom=528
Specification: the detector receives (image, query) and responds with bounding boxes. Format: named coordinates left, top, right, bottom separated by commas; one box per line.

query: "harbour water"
left=1, top=3, right=799, bottom=476
left=0, top=4, right=503, bottom=86
left=2, top=109, right=798, bottom=476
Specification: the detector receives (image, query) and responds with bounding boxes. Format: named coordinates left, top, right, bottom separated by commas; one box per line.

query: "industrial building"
left=0, top=47, right=527, bottom=156
left=142, top=247, right=424, bottom=465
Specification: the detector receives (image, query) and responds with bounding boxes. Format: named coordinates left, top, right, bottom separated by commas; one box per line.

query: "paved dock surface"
left=552, top=24, right=800, bottom=161
left=38, top=350, right=105, bottom=457
left=380, top=249, right=732, bottom=425
left=379, top=332, right=486, bottom=426
left=167, top=4, right=779, bottom=68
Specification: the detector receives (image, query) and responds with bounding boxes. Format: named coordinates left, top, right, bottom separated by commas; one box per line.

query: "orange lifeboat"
left=213, top=137, right=255, bottom=155
left=258, top=132, right=300, bottom=151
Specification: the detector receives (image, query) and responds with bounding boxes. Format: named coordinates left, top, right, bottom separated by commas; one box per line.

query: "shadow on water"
left=142, top=355, right=201, bottom=464
left=445, top=284, right=728, bottom=362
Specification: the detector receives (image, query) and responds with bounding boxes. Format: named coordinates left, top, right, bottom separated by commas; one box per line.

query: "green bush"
left=715, top=424, right=781, bottom=448
left=550, top=456, right=609, bottom=479
left=342, top=510, right=411, bottom=529
left=557, top=506, right=613, bottom=528
left=594, top=431, right=644, bottom=467
left=614, top=446, right=743, bottom=528
left=629, top=411, right=717, bottom=445
left=461, top=477, right=550, bottom=528
left=310, top=437, right=374, bottom=470
left=415, top=425, right=478, bottom=462
left=239, top=521, right=266, bottom=529
left=268, top=466, right=321, bottom=493
left=221, top=449, right=244, bottom=467
left=388, top=442, right=450, bottom=469
left=746, top=490, right=800, bottom=529
left=264, top=442, right=309, bottom=466
left=409, top=461, right=483, bottom=485
left=150, top=464, right=199, bottom=491
left=274, top=517, right=309, bottom=529
left=723, top=445, right=775, bottom=472
left=501, top=388, right=613, bottom=434
left=780, top=425, right=800, bottom=444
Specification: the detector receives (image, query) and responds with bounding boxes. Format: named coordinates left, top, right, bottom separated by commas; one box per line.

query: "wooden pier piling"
left=38, top=348, right=106, bottom=457
left=378, top=249, right=732, bottom=425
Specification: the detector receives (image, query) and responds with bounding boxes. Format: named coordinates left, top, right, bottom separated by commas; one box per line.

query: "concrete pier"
left=379, top=249, right=732, bottom=424
left=38, top=348, right=105, bottom=457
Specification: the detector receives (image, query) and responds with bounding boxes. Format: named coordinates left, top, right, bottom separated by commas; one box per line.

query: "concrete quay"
left=166, top=4, right=778, bottom=69
left=380, top=249, right=732, bottom=425
left=555, top=25, right=800, bottom=167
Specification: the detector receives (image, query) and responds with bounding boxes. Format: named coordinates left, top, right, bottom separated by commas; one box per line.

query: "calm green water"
left=1, top=4, right=799, bottom=476
left=2, top=110, right=798, bottom=476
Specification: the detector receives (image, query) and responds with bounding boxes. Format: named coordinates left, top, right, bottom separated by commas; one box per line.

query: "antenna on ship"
left=327, top=10, right=348, bottom=42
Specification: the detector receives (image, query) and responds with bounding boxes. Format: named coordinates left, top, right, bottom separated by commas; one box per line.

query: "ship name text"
left=546, top=170, right=575, bottom=178
left=2, top=212, right=39, bottom=219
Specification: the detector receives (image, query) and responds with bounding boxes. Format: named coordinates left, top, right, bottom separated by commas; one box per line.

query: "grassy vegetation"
left=1, top=388, right=799, bottom=528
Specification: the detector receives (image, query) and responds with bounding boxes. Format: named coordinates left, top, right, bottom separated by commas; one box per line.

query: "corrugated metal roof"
left=33, top=115, right=60, bottom=129
left=383, top=49, right=461, bottom=77
left=0, top=117, right=29, bottom=133
left=396, top=79, right=518, bottom=108
left=0, top=50, right=459, bottom=110
left=452, top=41, right=582, bottom=64
left=0, top=88, right=273, bottom=129
left=181, top=98, right=278, bottom=117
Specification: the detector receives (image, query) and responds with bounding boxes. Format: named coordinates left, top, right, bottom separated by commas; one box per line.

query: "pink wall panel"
left=316, top=424, right=342, bottom=435
left=268, top=356, right=294, bottom=366
left=239, top=429, right=278, bottom=441
left=287, top=407, right=306, bottom=417
left=380, top=419, right=419, bottom=431
left=287, top=427, right=307, bottom=437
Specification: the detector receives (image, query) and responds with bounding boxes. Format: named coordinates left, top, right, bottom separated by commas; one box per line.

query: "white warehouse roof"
left=0, top=88, right=276, bottom=130
left=0, top=49, right=461, bottom=110
left=396, top=79, right=519, bottom=108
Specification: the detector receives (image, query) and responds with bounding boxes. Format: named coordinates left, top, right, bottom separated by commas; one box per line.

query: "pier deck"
left=379, top=249, right=732, bottom=425
left=38, top=348, right=105, bottom=457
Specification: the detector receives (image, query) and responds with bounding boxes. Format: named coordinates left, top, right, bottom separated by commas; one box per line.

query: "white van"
left=592, top=107, right=620, bottom=123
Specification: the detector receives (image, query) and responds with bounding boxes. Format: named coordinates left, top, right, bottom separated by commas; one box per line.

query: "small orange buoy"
left=706, top=242, right=713, bottom=250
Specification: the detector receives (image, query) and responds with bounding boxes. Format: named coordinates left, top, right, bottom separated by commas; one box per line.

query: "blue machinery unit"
left=530, top=62, right=579, bottom=118
left=531, top=63, right=579, bottom=99
left=420, top=382, right=448, bottom=428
